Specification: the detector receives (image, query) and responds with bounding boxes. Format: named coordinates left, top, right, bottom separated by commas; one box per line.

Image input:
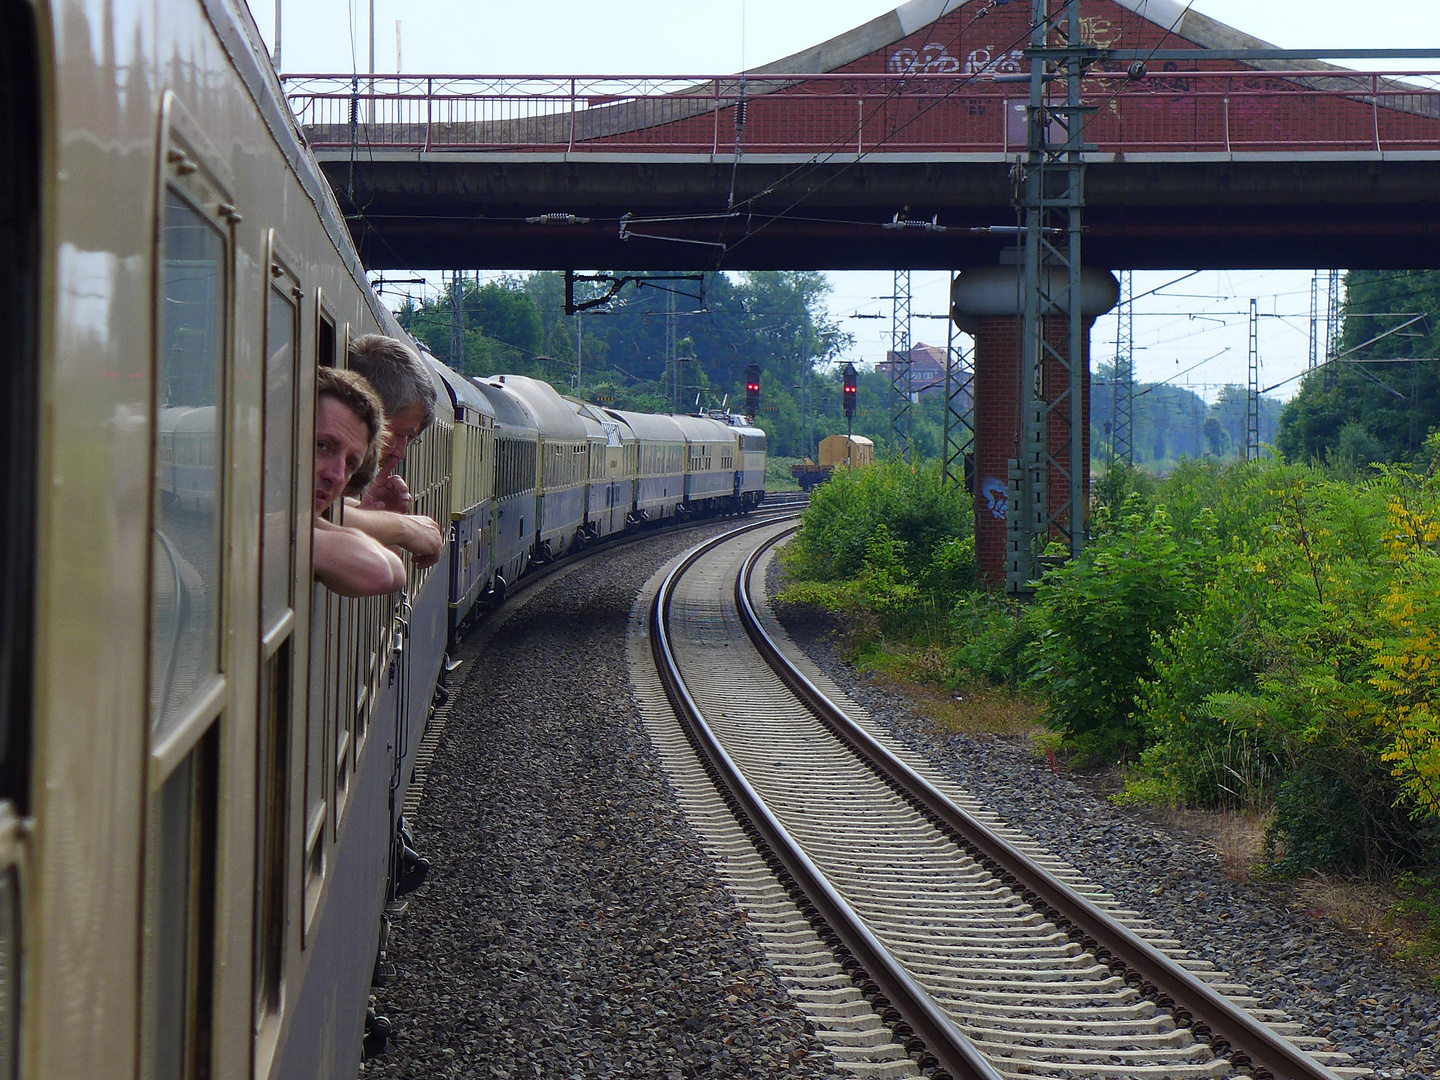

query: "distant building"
left=874, top=343, right=956, bottom=399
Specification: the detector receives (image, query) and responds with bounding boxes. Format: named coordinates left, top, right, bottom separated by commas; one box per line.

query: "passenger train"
left=2, top=2, right=765, bottom=1080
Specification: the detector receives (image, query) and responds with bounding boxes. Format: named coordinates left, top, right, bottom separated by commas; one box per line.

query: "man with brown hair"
left=343, top=334, right=444, bottom=568
left=312, top=367, right=406, bottom=597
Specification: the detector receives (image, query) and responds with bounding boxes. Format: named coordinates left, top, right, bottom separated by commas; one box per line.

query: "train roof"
left=604, top=409, right=687, bottom=442
left=471, top=378, right=540, bottom=436
left=158, top=405, right=217, bottom=433
left=820, top=433, right=873, bottom=447
left=668, top=414, right=737, bottom=443
left=425, top=355, right=495, bottom=425
left=486, top=375, right=589, bottom=441
left=562, top=397, right=632, bottom=445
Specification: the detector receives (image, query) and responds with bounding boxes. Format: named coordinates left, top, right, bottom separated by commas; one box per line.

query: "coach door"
left=144, top=99, right=237, bottom=1080
left=254, top=237, right=302, bottom=1067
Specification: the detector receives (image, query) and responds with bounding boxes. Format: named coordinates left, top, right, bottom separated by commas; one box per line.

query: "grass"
left=766, top=455, right=803, bottom=492
left=847, top=636, right=1044, bottom=739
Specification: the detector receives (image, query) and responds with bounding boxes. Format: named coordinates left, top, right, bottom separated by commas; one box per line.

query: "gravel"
left=367, top=525, right=841, bottom=1080
left=766, top=564, right=1440, bottom=1080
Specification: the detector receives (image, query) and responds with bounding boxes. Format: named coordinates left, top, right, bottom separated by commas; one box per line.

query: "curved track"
left=638, top=521, right=1367, bottom=1080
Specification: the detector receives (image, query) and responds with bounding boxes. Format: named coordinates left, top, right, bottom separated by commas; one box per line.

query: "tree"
left=1277, top=269, right=1440, bottom=465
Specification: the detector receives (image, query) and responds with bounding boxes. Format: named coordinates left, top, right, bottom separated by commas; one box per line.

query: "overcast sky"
left=255, top=1, right=1440, bottom=400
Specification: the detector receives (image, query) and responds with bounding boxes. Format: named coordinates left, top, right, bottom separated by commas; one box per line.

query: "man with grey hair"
left=343, top=334, right=445, bottom=570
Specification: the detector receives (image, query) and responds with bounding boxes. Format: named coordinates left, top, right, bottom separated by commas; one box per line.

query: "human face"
left=378, top=402, right=427, bottom=478
left=314, top=395, right=371, bottom=514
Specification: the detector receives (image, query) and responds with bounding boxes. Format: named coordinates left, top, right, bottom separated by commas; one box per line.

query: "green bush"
left=1024, top=500, right=1208, bottom=762
left=784, top=460, right=972, bottom=582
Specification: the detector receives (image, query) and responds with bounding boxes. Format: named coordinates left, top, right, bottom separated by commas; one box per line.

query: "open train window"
left=0, top=0, right=38, bottom=824
left=303, top=293, right=338, bottom=936
left=145, top=94, right=236, bottom=1080
left=0, top=3, right=38, bottom=1074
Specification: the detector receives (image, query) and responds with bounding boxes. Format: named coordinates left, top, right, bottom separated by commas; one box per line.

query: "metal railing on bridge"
left=282, top=69, right=1440, bottom=157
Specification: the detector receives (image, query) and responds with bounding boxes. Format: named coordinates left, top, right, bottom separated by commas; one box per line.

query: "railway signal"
left=842, top=362, right=857, bottom=420
left=745, top=363, right=760, bottom=418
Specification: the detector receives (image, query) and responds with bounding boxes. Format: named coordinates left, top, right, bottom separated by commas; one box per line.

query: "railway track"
left=405, top=495, right=808, bottom=821
left=631, top=519, right=1368, bottom=1080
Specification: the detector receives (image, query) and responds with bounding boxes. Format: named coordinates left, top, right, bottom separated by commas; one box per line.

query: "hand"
left=361, top=473, right=412, bottom=514
left=402, top=515, right=445, bottom=570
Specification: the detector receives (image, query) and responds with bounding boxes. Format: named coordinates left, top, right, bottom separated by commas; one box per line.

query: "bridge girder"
left=319, top=153, right=1440, bottom=271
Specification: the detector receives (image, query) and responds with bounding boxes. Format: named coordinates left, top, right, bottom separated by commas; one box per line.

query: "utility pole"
left=273, top=0, right=282, bottom=69
left=941, top=271, right=975, bottom=490
left=665, top=287, right=678, bottom=413
left=800, top=317, right=813, bottom=461
left=890, top=270, right=912, bottom=461
left=1308, top=272, right=1320, bottom=371
left=1246, top=297, right=1260, bottom=461
left=449, top=270, right=465, bottom=372
left=1325, top=270, right=1343, bottom=390
left=1110, top=269, right=1133, bottom=467
left=1009, top=0, right=1093, bottom=593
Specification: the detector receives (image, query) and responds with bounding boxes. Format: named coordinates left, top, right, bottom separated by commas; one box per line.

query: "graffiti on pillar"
left=980, top=477, right=1008, bottom=520
left=889, top=43, right=961, bottom=75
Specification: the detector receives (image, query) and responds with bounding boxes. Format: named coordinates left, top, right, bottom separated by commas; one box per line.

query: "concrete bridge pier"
left=952, top=263, right=1120, bottom=588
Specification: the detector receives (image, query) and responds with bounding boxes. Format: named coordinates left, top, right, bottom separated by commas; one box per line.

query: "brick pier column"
left=952, top=263, right=1119, bottom=588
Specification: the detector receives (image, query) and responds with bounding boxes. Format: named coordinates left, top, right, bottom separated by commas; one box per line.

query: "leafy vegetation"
left=1276, top=270, right=1440, bottom=467
left=780, top=440, right=1440, bottom=887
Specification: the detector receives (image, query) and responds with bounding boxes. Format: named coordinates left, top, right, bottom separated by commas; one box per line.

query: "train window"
left=145, top=102, right=233, bottom=1080
left=255, top=241, right=300, bottom=1033
left=254, top=644, right=289, bottom=1022
left=317, top=303, right=336, bottom=368
left=262, top=278, right=299, bottom=629
left=0, top=0, right=40, bottom=818
left=151, top=188, right=226, bottom=742
left=147, top=729, right=219, bottom=1080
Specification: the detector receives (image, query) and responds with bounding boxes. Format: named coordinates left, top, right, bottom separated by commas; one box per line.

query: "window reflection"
left=150, top=191, right=225, bottom=737
left=261, top=287, right=296, bottom=631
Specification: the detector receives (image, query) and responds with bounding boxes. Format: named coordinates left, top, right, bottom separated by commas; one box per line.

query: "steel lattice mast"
left=942, top=270, right=975, bottom=490
left=1246, top=297, right=1260, bottom=460
left=1010, top=0, right=1093, bottom=592
left=890, top=269, right=913, bottom=461
left=1110, top=269, right=1133, bottom=467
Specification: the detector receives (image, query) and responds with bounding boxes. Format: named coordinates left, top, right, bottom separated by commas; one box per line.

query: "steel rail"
left=650, top=521, right=1002, bottom=1080
left=734, top=527, right=1343, bottom=1080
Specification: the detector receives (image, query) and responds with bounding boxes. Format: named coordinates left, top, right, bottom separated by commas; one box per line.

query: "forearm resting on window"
left=313, top=516, right=407, bottom=596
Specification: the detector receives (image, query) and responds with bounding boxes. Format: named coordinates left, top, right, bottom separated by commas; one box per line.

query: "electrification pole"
left=890, top=270, right=912, bottom=461
left=941, top=271, right=975, bottom=490
left=1246, top=298, right=1260, bottom=461
left=1010, top=0, right=1094, bottom=593
left=666, top=287, right=678, bottom=413
left=1110, top=269, right=1133, bottom=467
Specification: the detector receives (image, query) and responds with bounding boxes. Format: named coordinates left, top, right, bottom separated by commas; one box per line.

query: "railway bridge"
left=283, top=0, right=1440, bottom=583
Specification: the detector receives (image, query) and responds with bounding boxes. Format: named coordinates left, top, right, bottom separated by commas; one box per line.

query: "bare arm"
left=341, top=502, right=445, bottom=570
left=313, top=516, right=407, bottom=597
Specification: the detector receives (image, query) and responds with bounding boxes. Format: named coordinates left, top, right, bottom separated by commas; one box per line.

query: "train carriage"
left=566, top=398, right=636, bottom=541
left=496, top=375, right=590, bottom=560
left=428, top=359, right=497, bottom=641
left=672, top=414, right=741, bottom=516
left=6, top=0, right=768, bottom=1070
left=608, top=409, right=688, bottom=523
left=733, top=419, right=769, bottom=511
left=471, top=378, right=539, bottom=596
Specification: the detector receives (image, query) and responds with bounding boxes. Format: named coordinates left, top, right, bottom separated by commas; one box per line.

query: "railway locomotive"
left=2, top=2, right=764, bottom=1079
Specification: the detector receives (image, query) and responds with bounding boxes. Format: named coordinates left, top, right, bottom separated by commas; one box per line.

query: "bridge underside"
left=321, top=153, right=1440, bottom=271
